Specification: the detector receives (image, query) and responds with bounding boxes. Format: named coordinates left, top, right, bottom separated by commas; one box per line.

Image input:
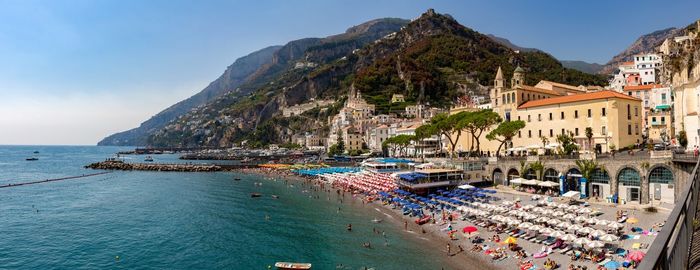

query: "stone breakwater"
left=85, top=161, right=222, bottom=172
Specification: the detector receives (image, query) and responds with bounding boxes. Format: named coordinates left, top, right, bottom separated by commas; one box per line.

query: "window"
left=521, top=93, right=524, bottom=100
left=602, top=108, right=606, bottom=116
left=512, top=93, right=516, bottom=103
left=527, top=115, right=531, bottom=122
left=561, top=128, right=565, bottom=135
left=602, top=126, right=606, bottom=136
left=506, top=94, right=510, bottom=104
left=518, top=116, right=521, bottom=121
left=518, top=131, right=521, bottom=138
left=539, top=130, right=542, bottom=137
left=587, top=109, right=592, bottom=118
left=549, top=129, right=553, bottom=137
left=574, top=110, right=579, bottom=119
left=538, top=114, right=541, bottom=121
left=549, top=113, right=553, bottom=120
left=635, top=107, right=638, bottom=117
left=528, top=130, right=532, bottom=138
left=652, top=117, right=656, bottom=122
left=561, top=112, right=565, bottom=119
left=635, top=124, right=639, bottom=135
left=575, top=128, right=579, bottom=136
left=527, top=93, right=530, bottom=100
left=627, top=104, right=631, bottom=120
left=661, top=116, right=665, bottom=123
left=628, top=124, right=632, bottom=135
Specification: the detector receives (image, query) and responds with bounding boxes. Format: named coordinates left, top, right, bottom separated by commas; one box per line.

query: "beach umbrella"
left=561, top=234, right=578, bottom=241
left=573, top=237, right=590, bottom=245
left=577, top=208, right=592, bottom=214
left=562, top=213, right=576, bottom=220
left=627, top=217, right=640, bottom=224
left=507, top=218, right=520, bottom=226
left=529, top=225, right=544, bottom=232
left=502, top=200, right=513, bottom=206
left=519, top=222, right=533, bottom=229
left=542, top=209, right=554, bottom=216
left=462, top=226, right=478, bottom=234
left=568, top=224, right=584, bottom=232
left=524, top=214, right=538, bottom=221
left=578, top=227, right=594, bottom=235
left=600, top=234, right=619, bottom=242
left=540, top=227, right=555, bottom=235
left=586, top=218, right=600, bottom=225
left=575, top=216, right=588, bottom=223
left=504, top=236, right=517, bottom=244
left=557, top=203, right=569, bottom=209
left=523, top=204, right=535, bottom=210
left=547, top=219, right=561, bottom=226
left=608, top=222, right=624, bottom=229
left=535, top=217, right=550, bottom=223
left=587, top=240, right=604, bottom=249
left=566, top=205, right=579, bottom=212
left=590, top=229, right=606, bottom=237
left=627, top=251, right=646, bottom=262
left=549, top=230, right=566, bottom=238
left=604, top=261, right=621, bottom=270
left=595, top=219, right=610, bottom=226
left=546, top=201, right=557, bottom=208
left=557, top=222, right=572, bottom=229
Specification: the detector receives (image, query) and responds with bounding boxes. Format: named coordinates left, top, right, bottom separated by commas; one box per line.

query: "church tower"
left=494, top=66, right=505, bottom=90
left=511, top=65, right=525, bottom=87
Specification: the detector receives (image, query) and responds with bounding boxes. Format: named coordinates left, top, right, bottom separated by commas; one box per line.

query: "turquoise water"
left=0, top=146, right=453, bottom=269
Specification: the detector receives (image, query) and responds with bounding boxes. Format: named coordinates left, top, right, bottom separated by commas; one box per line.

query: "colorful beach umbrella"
left=518, top=222, right=533, bottom=229
left=462, top=226, right=478, bottom=234
left=627, top=250, right=646, bottom=262
left=504, top=236, right=517, bottom=244
left=604, top=261, right=621, bottom=270
left=561, top=234, right=577, bottom=241
left=599, top=234, right=618, bottom=242
left=587, top=240, right=604, bottom=249
left=627, top=217, right=640, bottom=224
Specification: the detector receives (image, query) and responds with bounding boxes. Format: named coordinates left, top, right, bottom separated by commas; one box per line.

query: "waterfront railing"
left=638, top=157, right=700, bottom=270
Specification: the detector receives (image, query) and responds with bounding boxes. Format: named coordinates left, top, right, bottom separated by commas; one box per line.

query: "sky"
left=0, top=0, right=698, bottom=145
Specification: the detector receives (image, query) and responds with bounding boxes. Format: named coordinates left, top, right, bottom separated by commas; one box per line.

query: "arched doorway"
left=618, top=167, right=641, bottom=203
left=565, top=168, right=582, bottom=194
left=544, top=169, right=558, bottom=182
left=507, top=168, right=519, bottom=182
left=492, top=168, right=504, bottom=186
left=649, top=166, right=674, bottom=203
left=590, top=168, right=610, bottom=199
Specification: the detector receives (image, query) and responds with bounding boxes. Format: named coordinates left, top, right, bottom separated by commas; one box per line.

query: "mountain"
left=560, top=60, right=604, bottom=74
left=599, top=27, right=682, bottom=75
left=97, top=45, right=282, bottom=146
left=143, top=9, right=607, bottom=148
left=486, top=34, right=541, bottom=53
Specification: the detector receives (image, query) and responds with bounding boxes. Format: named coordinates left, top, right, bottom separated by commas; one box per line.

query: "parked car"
left=653, top=144, right=666, bottom=151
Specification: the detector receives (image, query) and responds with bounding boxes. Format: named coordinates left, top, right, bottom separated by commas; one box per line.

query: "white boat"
left=274, top=262, right=312, bottom=270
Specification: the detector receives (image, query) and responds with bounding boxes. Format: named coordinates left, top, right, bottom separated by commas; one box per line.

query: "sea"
left=0, top=145, right=456, bottom=270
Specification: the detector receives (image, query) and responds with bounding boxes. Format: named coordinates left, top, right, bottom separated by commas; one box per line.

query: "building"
left=647, top=108, right=673, bottom=143
left=367, top=125, right=390, bottom=151
left=622, top=84, right=671, bottom=132
left=342, top=127, right=364, bottom=152
left=633, top=53, right=662, bottom=85
left=404, top=104, right=423, bottom=118
left=396, top=169, right=464, bottom=195
left=453, top=67, right=643, bottom=155
left=391, top=94, right=405, bottom=103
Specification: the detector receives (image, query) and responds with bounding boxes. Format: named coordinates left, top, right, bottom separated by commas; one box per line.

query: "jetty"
left=85, top=160, right=224, bottom=172
left=0, top=172, right=112, bottom=189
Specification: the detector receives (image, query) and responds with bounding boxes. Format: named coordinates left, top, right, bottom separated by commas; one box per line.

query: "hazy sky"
left=1, top=0, right=698, bottom=145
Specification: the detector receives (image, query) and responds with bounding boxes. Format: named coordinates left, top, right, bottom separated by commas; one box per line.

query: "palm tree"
left=585, top=127, right=593, bottom=152
left=575, top=159, right=602, bottom=181
left=530, top=161, right=545, bottom=180
left=519, top=160, right=530, bottom=179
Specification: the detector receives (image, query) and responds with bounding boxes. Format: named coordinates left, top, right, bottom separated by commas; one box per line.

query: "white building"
left=633, top=53, right=662, bottom=85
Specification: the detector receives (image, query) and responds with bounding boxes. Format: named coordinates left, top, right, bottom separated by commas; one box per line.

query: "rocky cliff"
left=599, top=27, right=683, bottom=75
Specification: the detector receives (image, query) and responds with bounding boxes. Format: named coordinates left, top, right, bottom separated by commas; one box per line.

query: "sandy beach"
left=238, top=167, right=671, bottom=270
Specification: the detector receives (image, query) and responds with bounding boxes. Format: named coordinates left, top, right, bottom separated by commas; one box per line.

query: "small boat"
left=144, top=156, right=154, bottom=162
left=251, top=193, right=262, bottom=198
left=33, top=151, right=39, bottom=154
left=26, top=157, right=39, bottom=161
left=274, top=262, right=312, bottom=270
left=371, top=218, right=382, bottom=223
left=234, top=178, right=241, bottom=181
left=271, top=195, right=279, bottom=199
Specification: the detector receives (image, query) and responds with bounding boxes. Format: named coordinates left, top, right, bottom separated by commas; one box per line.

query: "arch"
left=648, top=165, right=673, bottom=184
left=507, top=168, right=520, bottom=180
left=525, top=168, right=537, bottom=180
left=511, top=93, right=516, bottom=103
left=492, top=168, right=504, bottom=185
left=566, top=167, right=581, bottom=176
left=590, top=168, right=610, bottom=184
left=544, top=168, right=558, bottom=182
left=617, top=167, right=641, bottom=186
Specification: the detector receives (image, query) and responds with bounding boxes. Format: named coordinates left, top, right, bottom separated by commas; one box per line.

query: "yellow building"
left=452, top=67, right=643, bottom=155
left=342, top=127, right=363, bottom=151
left=647, top=108, right=673, bottom=144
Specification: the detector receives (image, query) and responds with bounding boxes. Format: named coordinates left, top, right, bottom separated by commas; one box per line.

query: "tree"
left=585, top=127, right=593, bottom=152
left=575, top=159, right=601, bottom=181
left=540, top=135, right=549, bottom=154
left=337, top=135, right=346, bottom=154
left=519, top=160, right=529, bottom=178
left=679, top=129, right=689, bottom=149
left=463, top=110, right=502, bottom=157
left=486, top=120, right=526, bottom=156
left=530, top=160, right=545, bottom=180
left=328, top=144, right=342, bottom=156
left=556, top=131, right=579, bottom=155
left=430, top=112, right=469, bottom=158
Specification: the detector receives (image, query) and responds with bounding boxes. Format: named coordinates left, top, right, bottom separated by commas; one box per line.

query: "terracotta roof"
left=515, top=85, right=561, bottom=96
left=518, top=90, right=640, bottom=109
left=537, top=80, right=584, bottom=92
left=623, top=84, right=665, bottom=91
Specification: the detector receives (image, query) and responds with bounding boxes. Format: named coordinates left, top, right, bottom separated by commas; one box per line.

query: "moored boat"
left=274, top=262, right=312, bottom=270
left=251, top=193, right=262, bottom=198
left=144, top=156, right=154, bottom=162
left=26, top=157, right=39, bottom=161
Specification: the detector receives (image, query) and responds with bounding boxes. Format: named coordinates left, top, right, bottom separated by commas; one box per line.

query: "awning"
left=510, top=178, right=526, bottom=185
left=538, top=181, right=560, bottom=187
left=523, top=179, right=543, bottom=185
left=562, top=191, right=581, bottom=198
left=655, top=104, right=671, bottom=110
left=458, top=184, right=475, bottom=190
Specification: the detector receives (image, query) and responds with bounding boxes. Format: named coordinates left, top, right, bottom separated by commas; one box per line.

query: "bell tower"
left=511, top=65, right=525, bottom=87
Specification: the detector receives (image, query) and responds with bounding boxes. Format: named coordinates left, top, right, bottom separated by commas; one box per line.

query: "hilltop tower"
left=511, top=65, right=525, bottom=87
left=494, top=66, right=505, bottom=90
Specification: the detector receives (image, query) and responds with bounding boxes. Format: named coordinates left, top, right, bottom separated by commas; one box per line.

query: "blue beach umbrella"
left=604, top=261, right=621, bottom=270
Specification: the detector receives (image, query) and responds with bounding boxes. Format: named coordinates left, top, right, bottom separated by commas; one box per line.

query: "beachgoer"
left=446, top=243, right=451, bottom=256
left=404, top=220, right=408, bottom=230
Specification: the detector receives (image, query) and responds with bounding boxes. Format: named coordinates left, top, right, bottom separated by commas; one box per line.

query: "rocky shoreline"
left=85, top=160, right=222, bottom=172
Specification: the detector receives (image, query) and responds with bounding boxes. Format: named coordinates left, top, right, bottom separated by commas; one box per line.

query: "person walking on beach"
left=446, top=243, right=451, bottom=256
left=404, top=220, right=408, bottom=230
